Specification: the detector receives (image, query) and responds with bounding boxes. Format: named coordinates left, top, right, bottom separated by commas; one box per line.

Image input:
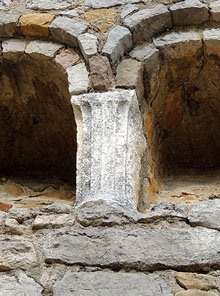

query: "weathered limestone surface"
left=124, top=5, right=172, bottom=43
left=89, top=55, right=113, bottom=91
left=55, top=48, right=80, bottom=69
left=0, top=273, right=43, bottom=296
left=25, top=40, right=63, bottom=60
left=102, top=25, right=132, bottom=63
left=210, top=0, right=220, bottom=22
left=85, top=0, right=143, bottom=9
left=170, top=0, right=209, bottom=26
left=66, top=63, right=89, bottom=95
left=78, top=33, right=98, bottom=61
left=0, top=0, right=11, bottom=10
left=154, top=31, right=202, bottom=59
left=0, top=13, right=19, bottom=37
left=33, top=214, right=75, bottom=229
left=71, top=90, right=146, bottom=209
left=203, top=28, right=220, bottom=56
left=175, top=290, right=218, bottom=296
left=42, top=226, right=220, bottom=271
left=19, top=14, right=55, bottom=37
left=26, top=0, right=75, bottom=10
left=53, top=272, right=173, bottom=296
left=0, top=235, right=37, bottom=270
left=121, top=4, right=138, bottom=18
left=188, top=200, right=220, bottom=230
left=49, top=16, right=87, bottom=47
left=2, top=39, right=26, bottom=60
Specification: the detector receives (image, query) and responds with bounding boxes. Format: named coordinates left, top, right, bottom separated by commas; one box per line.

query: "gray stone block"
left=124, top=5, right=172, bottom=44
left=26, top=0, right=74, bottom=10
left=170, top=0, right=209, bottom=26
left=0, top=13, right=19, bottom=37
left=85, top=0, right=143, bottom=9
left=102, top=25, right=132, bottom=63
left=188, top=199, right=220, bottom=230
left=53, top=272, right=173, bottom=296
left=0, top=0, right=11, bottom=10
left=25, top=40, right=63, bottom=60
left=78, top=33, right=98, bottom=61
left=66, top=63, right=89, bottom=95
left=2, top=39, right=26, bottom=60
left=49, top=16, right=87, bottom=47
left=210, top=0, right=220, bottom=22
left=42, top=226, right=220, bottom=271
left=203, top=28, right=220, bottom=56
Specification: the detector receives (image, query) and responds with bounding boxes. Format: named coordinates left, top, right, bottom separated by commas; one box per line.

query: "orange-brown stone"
left=85, top=9, right=117, bottom=32
left=144, top=111, right=154, bottom=142
left=164, top=89, right=183, bottom=129
left=0, top=202, right=12, bottom=212
left=19, top=14, right=55, bottom=37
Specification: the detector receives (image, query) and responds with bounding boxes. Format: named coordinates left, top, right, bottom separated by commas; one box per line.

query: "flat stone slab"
left=102, top=25, right=132, bottom=63
left=85, top=0, right=143, bottom=9
left=203, top=28, right=220, bottom=56
left=0, top=235, right=37, bottom=270
left=78, top=33, right=98, bottom=61
left=154, top=31, right=202, bottom=59
left=26, top=0, right=75, bottom=10
left=124, top=4, right=172, bottom=43
left=188, top=199, right=220, bottom=230
left=2, top=39, right=26, bottom=60
left=53, top=272, right=173, bottom=296
left=42, top=226, right=220, bottom=271
left=25, top=40, right=63, bottom=60
left=0, top=273, right=43, bottom=296
left=170, top=0, right=209, bottom=26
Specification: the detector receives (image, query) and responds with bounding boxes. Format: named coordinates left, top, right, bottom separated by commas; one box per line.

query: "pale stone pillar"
left=71, top=90, right=146, bottom=209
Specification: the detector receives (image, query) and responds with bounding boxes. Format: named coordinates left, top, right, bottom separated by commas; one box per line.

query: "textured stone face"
left=53, top=272, right=173, bottom=296
left=55, top=48, right=80, bottom=69
left=25, top=40, right=63, bottom=60
left=85, top=0, right=143, bottom=9
left=19, top=14, right=55, bottom=37
left=85, top=9, right=117, bottom=32
left=203, top=28, right=220, bottom=56
left=0, top=0, right=11, bottom=10
left=71, top=90, right=146, bottom=209
left=102, top=25, right=132, bottom=63
left=210, top=0, right=220, bottom=22
left=49, top=16, right=87, bottom=47
left=0, top=13, right=19, bottom=37
left=26, top=0, right=75, bottom=10
left=175, top=290, right=218, bottom=296
left=89, top=55, right=113, bottom=91
left=170, top=0, right=209, bottom=26
left=124, top=5, right=172, bottom=43
left=42, top=226, right=220, bottom=270
left=78, top=33, right=98, bottom=61
left=66, top=63, right=89, bottom=95
left=0, top=273, right=43, bottom=296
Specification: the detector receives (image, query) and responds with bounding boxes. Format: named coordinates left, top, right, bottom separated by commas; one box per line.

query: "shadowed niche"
left=0, top=56, right=77, bottom=184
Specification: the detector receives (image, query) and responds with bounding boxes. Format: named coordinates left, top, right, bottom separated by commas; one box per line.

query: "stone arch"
left=0, top=37, right=90, bottom=205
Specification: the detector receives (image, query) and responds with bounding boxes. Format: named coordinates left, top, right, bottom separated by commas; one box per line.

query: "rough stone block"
left=2, top=39, right=26, bottom=60
left=124, top=5, right=172, bottom=44
left=85, top=9, right=117, bottom=32
left=25, top=40, right=63, bottom=60
left=42, top=226, right=220, bottom=271
left=210, top=0, right=220, bottom=22
left=188, top=199, right=220, bottom=230
left=116, top=59, right=143, bottom=99
left=203, top=28, right=220, bottom=56
left=59, top=9, right=79, bottom=18
left=0, top=13, right=19, bottom=37
left=129, top=43, right=160, bottom=74
left=0, top=273, right=43, bottom=296
left=33, top=214, right=75, bottom=229
left=102, top=25, right=132, bottom=64
left=71, top=90, right=146, bottom=209
left=85, top=0, right=143, bottom=9
left=19, top=13, right=55, bottom=37
left=49, top=16, right=87, bottom=47
left=55, top=48, right=80, bottom=70
left=0, top=235, right=37, bottom=270
left=78, top=33, right=98, bottom=61
left=175, top=290, right=218, bottom=296
left=0, top=0, right=11, bottom=10
left=154, top=31, right=202, bottom=59
left=121, top=4, right=139, bottom=18
left=26, top=0, right=75, bottom=10
left=170, top=0, right=209, bottom=26
left=66, top=63, right=89, bottom=95
left=89, top=55, right=113, bottom=91
left=53, top=272, right=173, bottom=296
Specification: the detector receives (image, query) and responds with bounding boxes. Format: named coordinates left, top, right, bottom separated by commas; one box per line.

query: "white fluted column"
left=71, top=90, right=146, bottom=209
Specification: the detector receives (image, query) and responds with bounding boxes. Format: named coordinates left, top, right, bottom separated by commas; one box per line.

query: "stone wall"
left=1, top=0, right=220, bottom=295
